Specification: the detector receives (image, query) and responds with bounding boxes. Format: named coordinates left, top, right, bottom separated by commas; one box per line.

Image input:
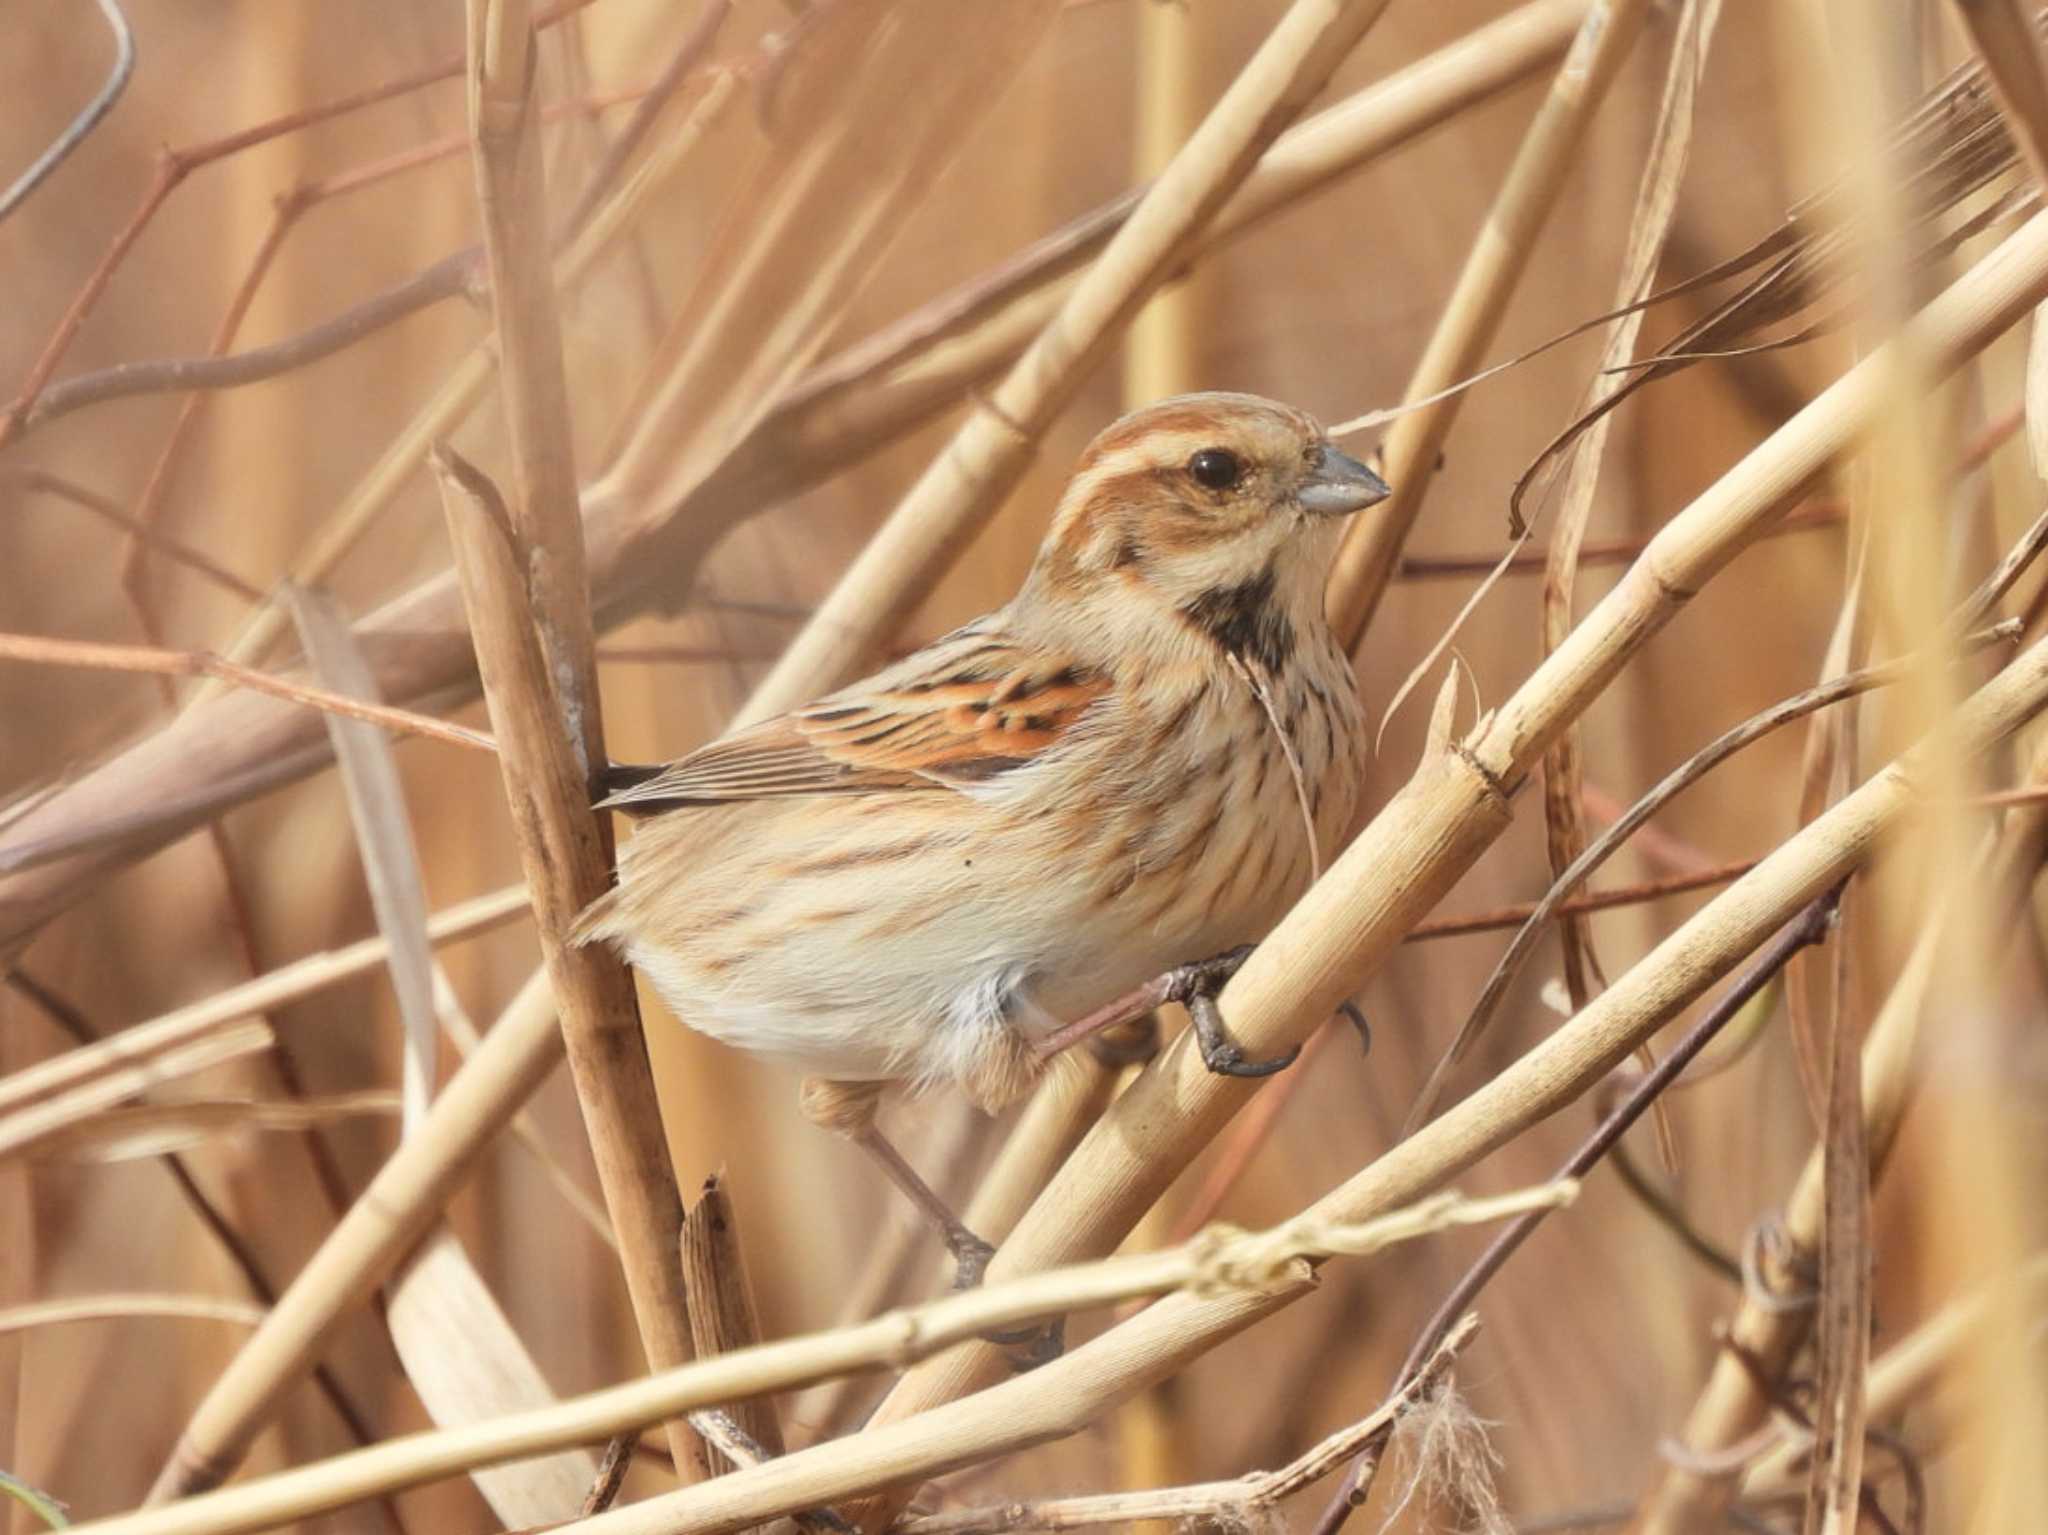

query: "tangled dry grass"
left=2, top=3, right=2046, bottom=1533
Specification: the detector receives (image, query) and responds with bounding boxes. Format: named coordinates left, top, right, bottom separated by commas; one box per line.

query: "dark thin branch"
left=18, top=249, right=484, bottom=430
left=0, top=0, right=135, bottom=224
left=1308, top=890, right=1844, bottom=1535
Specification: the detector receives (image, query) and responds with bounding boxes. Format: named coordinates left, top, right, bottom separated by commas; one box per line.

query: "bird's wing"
left=595, top=622, right=1110, bottom=813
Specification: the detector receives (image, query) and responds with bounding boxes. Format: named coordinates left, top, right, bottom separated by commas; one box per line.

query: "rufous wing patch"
left=595, top=636, right=1108, bottom=812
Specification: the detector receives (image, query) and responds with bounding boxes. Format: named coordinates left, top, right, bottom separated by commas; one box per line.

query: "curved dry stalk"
left=0, top=632, right=495, bottom=756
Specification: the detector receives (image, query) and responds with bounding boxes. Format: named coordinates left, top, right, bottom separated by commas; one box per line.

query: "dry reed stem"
left=679, top=1173, right=783, bottom=1470
left=146, top=967, right=562, bottom=1498
left=1538, top=0, right=1715, bottom=1045
left=0, top=2, right=1571, bottom=945
left=1632, top=733, right=2048, bottom=1534
left=290, top=582, right=599, bottom=1521
left=735, top=0, right=1400, bottom=725
left=1323, top=0, right=1652, bottom=650
left=460, top=0, right=705, bottom=1480
left=844, top=206, right=2048, bottom=1519
left=53, top=1191, right=1558, bottom=1535
left=0, top=887, right=527, bottom=1123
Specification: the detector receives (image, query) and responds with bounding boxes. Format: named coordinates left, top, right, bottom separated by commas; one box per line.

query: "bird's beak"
left=1298, top=442, right=1391, bottom=517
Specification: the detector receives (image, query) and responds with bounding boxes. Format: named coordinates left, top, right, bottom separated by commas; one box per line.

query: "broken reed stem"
left=679, top=1173, right=783, bottom=1470
left=735, top=0, right=1399, bottom=726
left=1323, top=0, right=1652, bottom=650
left=54, top=1192, right=1556, bottom=1535
left=1632, top=734, right=2048, bottom=1533
left=430, top=446, right=706, bottom=1477
left=842, top=205, right=2048, bottom=1522
left=463, top=0, right=704, bottom=1482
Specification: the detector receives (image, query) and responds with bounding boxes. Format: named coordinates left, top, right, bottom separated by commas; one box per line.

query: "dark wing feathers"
left=594, top=628, right=1109, bottom=814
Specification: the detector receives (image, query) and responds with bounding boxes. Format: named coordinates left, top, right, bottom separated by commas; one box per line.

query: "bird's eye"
left=1187, top=448, right=1244, bottom=491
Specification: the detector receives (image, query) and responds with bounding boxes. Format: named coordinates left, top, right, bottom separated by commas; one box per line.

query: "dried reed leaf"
left=1538, top=0, right=1720, bottom=1042
left=24, top=1093, right=398, bottom=1164
left=384, top=1229, right=598, bottom=1526
left=288, top=571, right=596, bottom=1518
left=286, top=585, right=438, bottom=1130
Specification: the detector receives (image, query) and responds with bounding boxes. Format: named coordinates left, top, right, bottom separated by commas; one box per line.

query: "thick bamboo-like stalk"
left=0, top=0, right=1582, bottom=947
left=842, top=206, right=2048, bottom=1517
left=1322, top=0, right=1651, bottom=649
left=1632, top=736, right=2048, bottom=1533
left=735, top=0, right=1398, bottom=725
left=53, top=1192, right=1554, bottom=1535
left=147, top=967, right=560, bottom=1497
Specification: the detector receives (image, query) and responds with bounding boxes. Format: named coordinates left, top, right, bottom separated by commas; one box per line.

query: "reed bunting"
left=575, top=392, right=1387, bottom=1279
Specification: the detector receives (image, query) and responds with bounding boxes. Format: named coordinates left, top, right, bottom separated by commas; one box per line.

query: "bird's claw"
left=1169, top=946, right=1302, bottom=1079
left=1339, top=999, right=1371, bottom=1057
left=946, top=1229, right=998, bottom=1292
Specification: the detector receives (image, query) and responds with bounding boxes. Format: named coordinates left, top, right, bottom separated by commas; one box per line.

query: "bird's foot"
left=1164, top=945, right=1301, bottom=1077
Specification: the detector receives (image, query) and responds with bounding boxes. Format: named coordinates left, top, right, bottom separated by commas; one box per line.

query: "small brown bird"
left=575, top=392, right=1387, bottom=1279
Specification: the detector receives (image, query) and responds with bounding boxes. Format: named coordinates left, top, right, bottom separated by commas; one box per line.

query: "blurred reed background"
left=1, top=1, right=2045, bottom=1533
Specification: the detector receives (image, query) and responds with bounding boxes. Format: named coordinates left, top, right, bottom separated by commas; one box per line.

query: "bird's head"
left=1025, top=391, right=1389, bottom=665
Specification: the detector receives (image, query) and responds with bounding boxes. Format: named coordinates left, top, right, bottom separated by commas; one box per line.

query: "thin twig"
left=0, top=632, right=495, bottom=753
left=1308, top=890, right=1841, bottom=1535
left=0, top=0, right=134, bottom=223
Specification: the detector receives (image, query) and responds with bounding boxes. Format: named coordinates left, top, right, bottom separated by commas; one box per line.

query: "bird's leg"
left=1161, top=944, right=1302, bottom=1078
left=799, top=1079, right=1058, bottom=1361
left=847, top=1123, right=997, bottom=1289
